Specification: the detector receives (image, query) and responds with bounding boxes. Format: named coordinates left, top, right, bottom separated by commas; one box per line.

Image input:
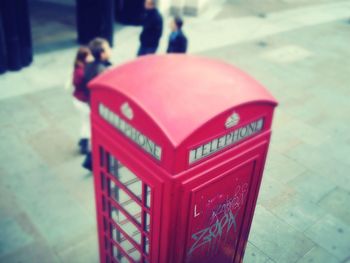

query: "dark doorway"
left=29, top=0, right=77, bottom=54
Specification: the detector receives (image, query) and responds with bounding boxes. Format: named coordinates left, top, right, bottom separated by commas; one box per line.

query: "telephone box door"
left=94, top=134, right=163, bottom=263
left=181, top=142, right=268, bottom=263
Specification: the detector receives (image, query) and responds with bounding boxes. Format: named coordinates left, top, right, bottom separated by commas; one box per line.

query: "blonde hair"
left=89, top=37, right=109, bottom=60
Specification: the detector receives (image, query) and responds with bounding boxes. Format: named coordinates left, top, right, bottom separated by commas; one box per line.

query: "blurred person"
left=83, top=37, right=112, bottom=98
left=137, top=0, right=163, bottom=56
left=82, top=37, right=112, bottom=172
left=72, top=46, right=94, bottom=155
left=167, top=16, right=188, bottom=54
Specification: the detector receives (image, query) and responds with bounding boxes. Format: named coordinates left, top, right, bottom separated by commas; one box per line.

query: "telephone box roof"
left=89, top=55, right=277, bottom=147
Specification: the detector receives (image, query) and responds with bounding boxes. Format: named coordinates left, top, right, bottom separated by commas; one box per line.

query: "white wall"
left=160, top=0, right=212, bottom=16
left=158, top=0, right=172, bottom=13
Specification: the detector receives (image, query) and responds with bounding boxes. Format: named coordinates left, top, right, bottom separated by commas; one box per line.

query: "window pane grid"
left=110, top=225, right=143, bottom=262
left=108, top=198, right=142, bottom=232
left=104, top=151, right=152, bottom=262
left=108, top=210, right=151, bottom=253
left=110, top=239, right=151, bottom=263
left=107, top=154, right=142, bottom=201
left=109, top=203, right=143, bottom=247
left=107, top=152, right=119, bottom=176
left=111, top=220, right=141, bottom=256
left=107, top=174, right=143, bottom=206
left=110, top=240, right=133, bottom=263
left=109, top=180, right=142, bottom=225
left=106, top=177, right=151, bottom=220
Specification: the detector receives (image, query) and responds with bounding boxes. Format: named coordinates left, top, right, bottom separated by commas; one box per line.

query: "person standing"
left=71, top=46, right=94, bottom=155
left=167, top=16, right=188, bottom=54
left=137, top=0, right=163, bottom=56
left=82, top=37, right=112, bottom=172
left=83, top=37, right=112, bottom=100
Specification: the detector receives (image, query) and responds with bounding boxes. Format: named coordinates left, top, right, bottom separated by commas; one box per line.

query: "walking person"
left=81, top=37, right=112, bottom=172
left=137, top=0, right=163, bottom=56
left=71, top=46, right=94, bottom=155
left=167, top=16, right=188, bottom=54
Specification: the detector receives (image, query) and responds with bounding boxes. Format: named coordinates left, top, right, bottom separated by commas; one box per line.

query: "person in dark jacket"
left=82, top=37, right=112, bottom=172
left=83, top=37, right=112, bottom=102
left=137, top=0, right=163, bottom=56
left=167, top=16, right=188, bottom=53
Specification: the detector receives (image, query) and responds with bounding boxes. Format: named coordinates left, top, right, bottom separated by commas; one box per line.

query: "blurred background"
left=0, top=0, right=350, bottom=262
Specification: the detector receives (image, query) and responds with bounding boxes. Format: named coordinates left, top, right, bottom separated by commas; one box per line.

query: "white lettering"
left=98, top=103, right=162, bottom=161
left=217, top=135, right=226, bottom=148
left=189, top=118, right=264, bottom=164
left=154, top=146, right=162, bottom=160
left=202, top=142, right=211, bottom=156
left=194, top=205, right=200, bottom=218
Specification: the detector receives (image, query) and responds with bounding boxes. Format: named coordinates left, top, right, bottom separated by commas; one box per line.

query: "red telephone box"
left=89, top=55, right=277, bottom=263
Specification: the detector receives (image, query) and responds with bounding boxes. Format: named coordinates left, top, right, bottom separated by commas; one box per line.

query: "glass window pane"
left=129, top=249, right=141, bottom=262
left=111, top=224, right=142, bottom=262
left=144, top=236, right=150, bottom=255
left=109, top=180, right=142, bottom=224
left=108, top=153, right=118, bottom=176
left=107, top=155, right=142, bottom=201
left=144, top=184, right=151, bottom=209
left=112, top=245, right=130, bottom=263
left=111, top=224, right=142, bottom=260
left=144, top=212, right=150, bottom=232
left=118, top=165, right=142, bottom=200
left=110, top=205, right=141, bottom=245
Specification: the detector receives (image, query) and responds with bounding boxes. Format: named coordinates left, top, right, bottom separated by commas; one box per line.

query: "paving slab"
left=305, top=214, right=350, bottom=261
left=318, top=187, right=350, bottom=225
left=267, top=193, right=327, bottom=232
left=248, top=205, right=315, bottom=263
left=57, top=233, right=99, bottom=263
left=0, top=240, right=61, bottom=263
left=287, top=171, right=336, bottom=203
left=296, top=245, right=341, bottom=263
left=243, top=242, right=271, bottom=263
left=0, top=217, right=34, bottom=257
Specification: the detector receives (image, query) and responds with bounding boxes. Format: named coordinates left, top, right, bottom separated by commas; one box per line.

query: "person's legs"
left=137, top=45, right=157, bottom=56
left=73, top=99, right=91, bottom=154
left=147, top=46, right=157, bottom=54
left=137, top=45, right=146, bottom=56
left=82, top=151, right=93, bottom=172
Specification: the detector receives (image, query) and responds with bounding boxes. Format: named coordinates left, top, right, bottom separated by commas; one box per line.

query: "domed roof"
left=89, top=55, right=277, bottom=147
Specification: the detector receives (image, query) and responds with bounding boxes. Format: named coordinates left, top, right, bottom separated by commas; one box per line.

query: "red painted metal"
left=89, top=55, right=277, bottom=263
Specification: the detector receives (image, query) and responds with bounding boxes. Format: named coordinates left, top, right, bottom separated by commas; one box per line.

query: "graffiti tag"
left=187, top=183, right=249, bottom=260
left=187, top=209, right=237, bottom=257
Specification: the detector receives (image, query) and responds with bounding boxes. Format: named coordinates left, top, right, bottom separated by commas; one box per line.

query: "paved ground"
left=1, top=0, right=350, bottom=262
